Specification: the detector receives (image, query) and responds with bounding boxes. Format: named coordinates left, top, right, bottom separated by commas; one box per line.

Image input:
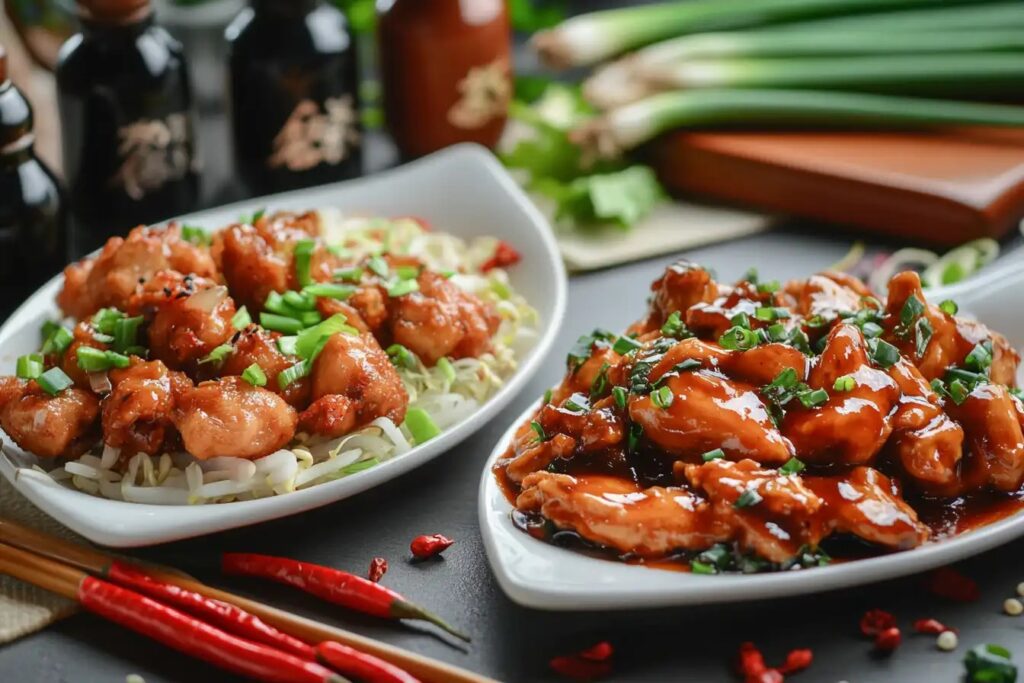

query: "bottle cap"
left=76, top=0, right=150, bottom=22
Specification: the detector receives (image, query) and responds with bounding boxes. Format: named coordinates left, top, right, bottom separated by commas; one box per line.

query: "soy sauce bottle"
left=0, top=47, right=68, bottom=308
left=56, top=0, right=200, bottom=256
left=227, top=0, right=361, bottom=196
left=378, top=0, right=511, bottom=158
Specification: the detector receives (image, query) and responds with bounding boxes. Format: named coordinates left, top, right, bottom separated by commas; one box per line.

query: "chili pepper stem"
left=390, top=600, right=471, bottom=643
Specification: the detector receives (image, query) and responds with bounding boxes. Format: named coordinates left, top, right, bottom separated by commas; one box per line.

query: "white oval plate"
left=0, top=144, right=567, bottom=548
left=479, top=254, right=1024, bottom=610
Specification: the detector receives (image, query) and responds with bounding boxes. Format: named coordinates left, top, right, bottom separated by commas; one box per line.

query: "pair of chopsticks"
left=0, top=518, right=496, bottom=683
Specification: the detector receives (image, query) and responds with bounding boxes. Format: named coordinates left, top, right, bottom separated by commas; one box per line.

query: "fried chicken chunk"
left=0, top=378, right=99, bottom=458
left=102, top=360, right=191, bottom=456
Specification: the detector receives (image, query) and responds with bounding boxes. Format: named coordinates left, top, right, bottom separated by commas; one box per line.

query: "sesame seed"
left=936, top=631, right=958, bottom=651
left=1004, top=598, right=1023, bottom=616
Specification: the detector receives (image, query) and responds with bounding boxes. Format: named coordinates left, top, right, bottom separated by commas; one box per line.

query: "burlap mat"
left=0, top=477, right=79, bottom=643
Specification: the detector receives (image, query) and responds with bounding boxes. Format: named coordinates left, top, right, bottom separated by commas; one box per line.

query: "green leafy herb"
left=964, top=644, right=1016, bottom=683
left=900, top=295, right=925, bottom=327
left=566, top=329, right=615, bottom=372
left=530, top=420, right=547, bottom=443
left=612, top=335, right=643, bottom=355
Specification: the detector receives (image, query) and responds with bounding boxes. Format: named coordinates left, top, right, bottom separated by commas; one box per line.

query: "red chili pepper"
left=859, top=608, right=897, bottom=637
left=107, top=560, right=314, bottom=659
left=746, top=671, right=784, bottom=683
left=777, top=648, right=813, bottom=675
left=367, top=557, right=388, bottom=583
left=737, top=641, right=768, bottom=676
left=874, top=627, right=902, bottom=653
left=480, top=240, right=521, bottom=272
left=221, top=553, right=468, bottom=642
left=78, top=576, right=341, bottom=683
left=549, top=642, right=613, bottom=681
left=410, top=534, right=454, bottom=560
left=924, top=567, right=980, bottom=602
left=913, top=618, right=955, bottom=635
left=315, top=641, right=421, bottom=683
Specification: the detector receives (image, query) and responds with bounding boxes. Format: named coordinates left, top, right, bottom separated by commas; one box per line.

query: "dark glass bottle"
left=56, top=0, right=200, bottom=257
left=227, top=0, right=361, bottom=197
left=0, top=47, right=68, bottom=310
left=378, top=0, right=510, bottom=158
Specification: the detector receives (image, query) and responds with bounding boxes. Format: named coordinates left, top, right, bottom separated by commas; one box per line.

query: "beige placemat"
left=0, top=477, right=79, bottom=643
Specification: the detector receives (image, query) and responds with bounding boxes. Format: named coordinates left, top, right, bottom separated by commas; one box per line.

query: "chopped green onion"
left=965, top=341, right=993, bottom=373
left=490, top=278, right=511, bottom=300
left=563, top=392, right=590, bottom=413
left=260, top=313, right=304, bottom=334
left=199, top=344, right=233, bottom=365
left=930, top=378, right=948, bottom=398
left=779, top=457, right=805, bottom=475
left=180, top=224, right=210, bottom=245
left=40, top=320, right=60, bottom=341
left=767, top=323, right=788, bottom=342
left=543, top=389, right=553, bottom=404
left=263, top=292, right=298, bottom=318
left=860, top=321, right=884, bottom=339
left=395, top=265, right=420, bottom=280
left=833, top=375, right=856, bottom=392
left=76, top=347, right=130, bottom=372
left=334, top=266, right=364, bottom=283
left=734, top=488, right=763, bottom=509
left=283, top=290, right=316, bottom=311
left=438, top=269, right=456, bottom=279
left=296, top=314, right=357, bottom=360
left=899, top=295, right=925, bottom=326
left=661, top=311, right=690, bottom=339
left=405, top=407, right=442, bottom=444
left=702, top=448, right=725, bottom=462
left=949, top=378, right=970, bottom=405
left=277, top=336, right=298, bottom=356
left=744, top=267, right=759, bottom=284
left=42, top=326, right=74, bottom=355
left=690, top=560, right=716, bottom=575
left=37, top=367, right=74, bottom=396
left=327, top=244, right=351, bottom=259
left=241, top=363, right=267, bottom=387
left=92, top=308, right=124, bottom=335
left=298, top=310, right=323, bottom=327
left=628, top=422, right=643, bottom=452
left=612, top=335, right=643, bottom=355
left=869, top=339, right=901, bottom=369
left=798, top=388, right=829, bottom=408
left=612, top=386, right=628, bottom=409
left=939, top=299, right=959, bottom=316
left=339, top=457, right=380, bottom=476
left=915, top=317, right=933, bottom=358
left=757, top=280, right=780, bottom=294
left=112, top=316, right=144, bottom=353
left=650, top=385, right=674, bottom=409
left=16, top=354, right=43, bottom=380
left=386, top=343, right=419, bottom=370
left=437, top=357, right=456, bottom=384
left=277, top=360, right=310, bottom=389
left=946, top=367, right=986, bottom=386
left=303, top=283, right=356, bottom=300
left=367, top=255, right=389, bottom=278
left=730, top=312, right=751, bottom=329
left=754, top=306, right=790, bottom=322
left=231, top=306, right=252, bottom=330
left=387, top=279, right=420, bottom=298
left=769, top=367, right=799, bottom=390
left=530, top=420, right=547, bottom=443
left=964, top=643, right=1017, bottom=683
left=718, top=325, right=758, bottom=351
left=293, top=239, right=316, bottom=287
left=590, top=362, right=611, bottom=400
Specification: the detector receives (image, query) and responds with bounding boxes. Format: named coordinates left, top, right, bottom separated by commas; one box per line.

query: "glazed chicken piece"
left=57, top=224, right=217, bottom=320
left=782, top=324, right=900, bottom=466
left=682, top=458, right=827, bottom=563
left=126, top=271, right=236, bottom=369
left=218, top=327, right=311, bottom=408
left=805, top=467, right=929, bottom=550
left=0, top=378, right=100, bottom=458
left=947, top=383, right=1024, bottom=493
left=102, top=360, right=192, bottom=456
left=505, top=431, right=577, bottom=483
left=883, top=271, right=1019, bottom=383
left=517, top=471, right=730, bottom=557
left=300, top=332, right=408, bottom=437
left=173, top=376, right=297, bottom=460
left=783, top=271, right=873, bottom=320
left=389, top=270, right=501, bottom=365
left=633, top=260, right=718, bottom=334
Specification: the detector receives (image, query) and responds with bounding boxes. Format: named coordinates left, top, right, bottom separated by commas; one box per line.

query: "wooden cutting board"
left=652, top=128, right=1024, bottom=246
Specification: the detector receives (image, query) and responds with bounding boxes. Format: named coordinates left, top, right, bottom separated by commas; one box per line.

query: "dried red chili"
left=860, top=608, right=897, bottom=637
left=746, top=672, right=784, bottom=683
left=221, top=553, right=469, bottom=642
left=777, top=648, right=813, bottom=674
left=737, top=641, right=768, bottom=677
left=367, top=557, right=388, bottom=583
left=549, top=642, right=613, bottom=681
left=78, top=576, right=341, bottom=683
left=315, top=641, right=421, bottom=683
left=875, top=627, right=902, bottom=653
left=579, top=641, right=613, bottom=662
left=737, top=642, right=811, bottom=682
left=480, top=240, right=522, bottom=272
left=107, top=560, right=314, bottom=659
left=913, top=618, right=955, bottom=635
left=924, top=567, right=980, bottom=602
left=410, top=534, right=454, bottom=560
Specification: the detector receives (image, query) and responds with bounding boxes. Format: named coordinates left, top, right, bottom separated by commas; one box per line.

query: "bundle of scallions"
left=532, top=0, right=1024, bottom=159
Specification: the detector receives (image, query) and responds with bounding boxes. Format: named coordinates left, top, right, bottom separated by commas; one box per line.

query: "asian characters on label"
left=110, top=113, right=195, bottom=200
left=268, top=95, right=361, bottom=172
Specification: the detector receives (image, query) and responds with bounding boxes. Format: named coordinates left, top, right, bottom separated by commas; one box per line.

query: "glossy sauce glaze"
left=496, top=261, right=1024, bottom=573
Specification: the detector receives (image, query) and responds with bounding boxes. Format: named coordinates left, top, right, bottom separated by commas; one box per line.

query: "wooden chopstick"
left=0, top=518, right=497, bottom=683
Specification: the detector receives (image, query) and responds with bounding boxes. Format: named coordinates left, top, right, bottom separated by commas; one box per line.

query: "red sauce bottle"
left=377, top=0, right=511, bottom=158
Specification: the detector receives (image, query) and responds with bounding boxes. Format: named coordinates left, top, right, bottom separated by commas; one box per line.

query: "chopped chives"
left=277, top=360, right=310, bottom=389
left=437, top=357, right=456, bottom=384
left=77, top=347, right=130, bottom=372
left=779, top=457, right=805, bottom=475
left=612, top=335, right=643, bottom=355
left=293, top=239, right=316, bottom=287
left=37, top=367, right=73, bottom=395
left=395, top=264, right=420, bottom=280
left=530, top=420, right=547, bottom=443
left=333, top=266, right=364, bottom=283
left=387, top=278, right=420, bottom=298
left=718, top=325, right=758, bottom=351
left=767, top=323, right=787, bottom=342
left=939, top=299, right=959, bottom=316
left=754, top=306, right=790, bottom=322
left=833, top=375, right=856, bottom=392
left=295, top=314, right=357, bottom=360
left=869, top=339, right=901, bottom=368
left=612, top=386, right=628, bottom=409
left=900, top=295, right=925, bottom=326
left=231, top=306, right=252, bottom=330
left=180, top=224, right=210, bottom=246
left=915, top=317, right=933, bottom=358
left=757, top=280, right=780, bottom=294
left=798, top=388, right=829, bottom=408
left=41, top=326, right=74, bottom=355
left=543, top=389, right=553, bottom=404
left=734, top=488, right=762, bottom=509
left=298, top=310, right=323, bottom=327
left=860, top=321, right=884, bottom=339
left=16, top=354, right=43, bottom=380
left=690, top=560, right=716, bottom=575
left=949, top=378, right=970, bottom=405
left=661, top=310, right=690, bottom=339
left=386, top=343, right=419, bottom=370
left=964, top=341, right=993, bottom=373
left=277, top=336, right=298, bottom=356
left=405, top=407, right=442, bottom=444
left=730, top=312, right=751, bottom=329
left=303, top=283, right=356, bottom=300
left=650, top=385, right=674, bottom=409
left=241, top=363, right=267, bottom=387
left=199, top=344, right=233, bottom=365
left=112, top=315, right=144, bottom=353
left=260, top=313, right=304, bottom=334
left=283, top=290, right=316, bottom=311
left=563, top=392, right=590, bottom=413
left=367, top=255, right=389, bottom=278
left=627, top=422, right=643, bottom=452
left=702, top=448, right=725, bottom=462
left=92, top=308, right=124, bottom=335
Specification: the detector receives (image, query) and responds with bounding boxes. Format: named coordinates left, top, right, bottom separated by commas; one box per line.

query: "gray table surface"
left=3, top=104, right=1024, bottom=683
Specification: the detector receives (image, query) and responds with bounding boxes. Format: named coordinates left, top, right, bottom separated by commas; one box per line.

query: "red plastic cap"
left=76, top=0, right=150, bottom=21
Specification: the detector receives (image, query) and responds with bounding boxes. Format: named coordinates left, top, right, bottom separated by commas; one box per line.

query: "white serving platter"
left=0, top=144, right=567, bottom=548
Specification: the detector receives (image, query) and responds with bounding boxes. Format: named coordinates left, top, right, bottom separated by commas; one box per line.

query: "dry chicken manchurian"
left=0, top=213, right=500, bottom=463
left=498, top=261, right=1024, bottom=571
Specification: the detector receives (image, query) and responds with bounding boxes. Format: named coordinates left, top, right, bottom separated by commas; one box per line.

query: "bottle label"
left=110, top=112, right=196, bottom=200
left=447, top=57, right=511, bottom=130
left=268, top=95, right=361, bottom=172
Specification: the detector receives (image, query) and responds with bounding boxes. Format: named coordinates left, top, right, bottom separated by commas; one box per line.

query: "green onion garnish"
left=730, top=312, right=751, bottom=329
left=661, top=311, right=690, bottom=339
left=833, top=375, right=856, bottom=392
left=949, top=378, right=970, bottom=405
left=277, top=336, right=298, bottom=356
left=734, top=488, right=763, bottom=509
left=939, top=299, right=959, bottom=316
left=333, top=266, right=364, bottom=283
left=769, top=367, right=798, bottom=390
left=277, top=360, right=310, bottom=389
left=915, top=317, right=933, bottom=357
left=283, top=290, right=316, bottom=311
left=900, top=295, right=925, bottom=326
left=37, top=367, right=74, bottom=395
left=387, top=279, right=420, bottom=298
left=612, top=386, right=628, bottom=409
left=112, top=316, right=144, bottom=353
left=16, top=354, right=43, bottom=380
left=869, top=339, right=901, bottom=368
left=965, top=341, right=993, bottom=373
left=612, top=335, right=643, bottom=355
left=298, top=310, right=323, bottom=327
left=543, top=389, right=553, bottom=404
left=199, top=344, right=233, bottom=365
left=367, top=255, right=389, bottom=279
left=295, top=314, right=357, bottom=360
left=40, top=320, right=60, bottom=341
left=860, top=321, right=884, bottom=339
left=690, top=560, right=716, bottom=575
left=42, top=326, right=74, bottom=355
left=339, top=457, right=380, bottom=476
left=303, top=283, right=356, bottom=300
left=231, top=306, right=251, bottom=330
left=260, top=313, right=304, bottom=334
left=754, top=306, right=790, bottom=322
left=650, top=385, right=674, bottom=409
left=405, top=407, right=442, bottom=444
left=241, top=363, right=267, bottom=387
left=767, top=323, right=787, bottom=342
left=627, top=423, right=643, bottom=452
left=798, top=388, right=829, bottom=408
left=437, top=357, right=456, bottom=384
left=395, top=265, right=420, bottom=280
left=779, top=457, right=805, bottom=475
left=293, top=239, right=316, bottom=287
left=757, top=280, right=780, bottom=294
left=563, top=392, right=590, bottom=413
left=386, top=343, right=418, bottom=370
left=76, top=347, right=130, bottom=372
left=930, top=378, right=948, bottom=398
left=718, top=325, right=758, bottom=351
left=702, top=448, right=725, bottom=462
left=530, top=420, right=547, bottom=443
left=964, top=643, right=1016, bottom=683
left=180, top=224, right=210, bottom=246
left=92, top=308, right=124, bottom=335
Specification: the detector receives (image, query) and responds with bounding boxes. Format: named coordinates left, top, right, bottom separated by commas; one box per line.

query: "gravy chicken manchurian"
left=496, top=261, right=1024, bottom=573
left=0, top=213, right=502, bottom=469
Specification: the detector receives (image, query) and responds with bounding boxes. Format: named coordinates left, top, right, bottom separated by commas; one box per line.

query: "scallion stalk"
left=533, top=0, right=976, bottom=68
left=573, top=89, right=1024, bottom=158
left=404, top=407, right=442, bottom=444
left=778, top=0, right=1024, bottom=32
